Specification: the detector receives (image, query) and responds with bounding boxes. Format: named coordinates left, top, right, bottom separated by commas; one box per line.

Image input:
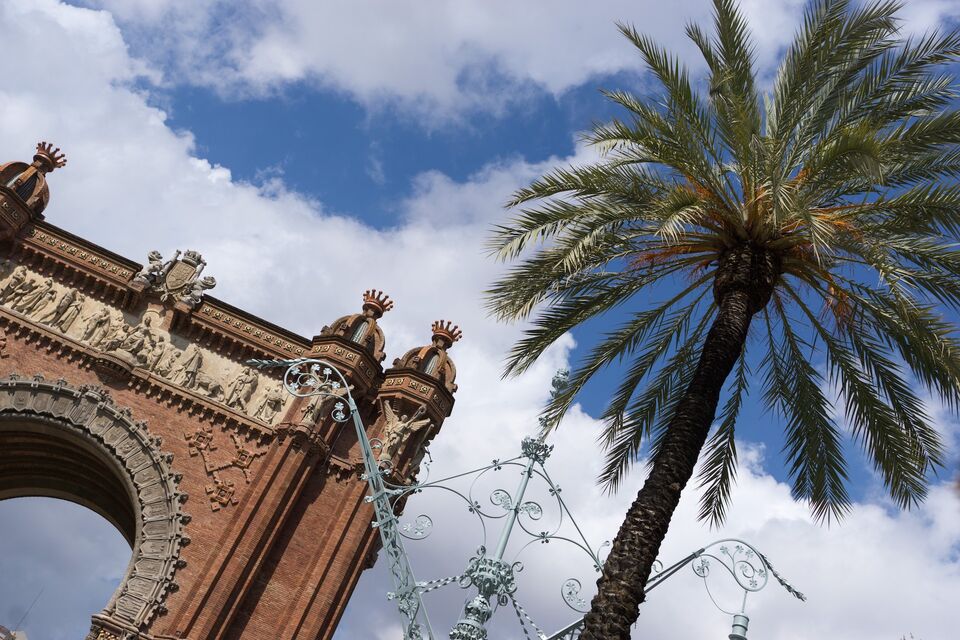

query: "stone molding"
left=10, top=221, right=311, bottom=361
left=0, top=374, right=189, bottom=635
left=0, top=299, right=290, bottom=436
left=24, top=225, right=137, bottom=284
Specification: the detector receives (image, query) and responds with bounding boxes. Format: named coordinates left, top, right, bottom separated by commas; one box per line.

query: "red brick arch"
left=0, top=374, right=189, bottom=640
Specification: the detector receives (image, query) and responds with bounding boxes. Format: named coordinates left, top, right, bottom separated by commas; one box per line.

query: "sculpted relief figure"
left=253, top=382, right=286, bottom=423
left=379, top=402, right=431, bottom=461
left=26, top=289, right=57, bottom=319
left=298, top=381, right=352, bottom=427
left=0, top=265, right=27, bottom=302
left=180, top=276, right=216, bottom=308
left=132, top=250, right=166, bottom=287
left=225, top=367, right=258, bottom=411
left=193, top=370, right=226, bottom=402
left=39, top=288, right=85, bottom=332
left=39, top=287, right=76, bottom=326
left=407, top=446, right=430, bottom=480
left=173, top=344, right=203, bottom=389
left=12, top=277, right=53, bottom=314
left=145, top=335, right=171, bottom=372
left=4, top=277, right=37, bottom=307
left=156, top=350, right=180, bottom=379
left=55, top=292, right=84, bottom=332
left=114, top=316, right=156, bottom=362
left=101, top=323, right=131, bottom=353
left=82, top=308, right=115, bottom=346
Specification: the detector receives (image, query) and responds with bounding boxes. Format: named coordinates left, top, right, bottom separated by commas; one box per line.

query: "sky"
left=0, top=0, right=958, bottom=639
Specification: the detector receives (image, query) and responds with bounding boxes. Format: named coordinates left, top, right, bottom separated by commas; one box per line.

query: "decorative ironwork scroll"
left=252, top=360, right=805, bottom=640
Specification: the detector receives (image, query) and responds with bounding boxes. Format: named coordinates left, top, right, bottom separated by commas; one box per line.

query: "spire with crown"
left=32, top=141, right=67, bottom=174
left=0, top=141, right=67, bottom=221
left=392, top=319, right=462, bottom=393
left=430, top=320, right=462, bottom=349
left=319, top=289, right=394, bottom=362
left=362, top=289, right=394, bottom=318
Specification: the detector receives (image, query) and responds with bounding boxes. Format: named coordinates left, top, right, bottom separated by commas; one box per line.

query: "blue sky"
left=0, top=1, right=958, bottom=639
left=162, top=77, right=632, bottom=224
left=162, top=67, right=823, bottom=488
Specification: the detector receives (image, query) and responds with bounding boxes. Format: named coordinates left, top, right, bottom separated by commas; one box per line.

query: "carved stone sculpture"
left=253, top=382, right=286, bottom=423
left=156, top=350, right=180, bottom=379
left=132, top=249, right=216, bottom=308
left=39, top=287, right=77, bottom=327
left=145, top=335, right=171, bottom=372
left=380, top=402, right=431, bottom=461
left=299, top=382, right=352, bottom=427
left=173, top=344, right=203, bottom=388
left=100, top=324, right=131, bottom=353
left=0, top=265, right=27, bottom=302
left=194, top=371, right=225, bottom=401
left=5, top=277, right=36, bottom=308
left=225, top=367, right=259, bottom=411
left=26, top=289, right=57, bottom=319
left=132, top=250, right=165, bottom=286
left=12, top=277, right=52, bottom=314
left=407, top=446, right=430, bottom=480
left=113, top=316, right=155, bottom=364
left=55, top=292, right=85, bottom=332
left=179, top=276, right=217, bottom=308
left=81, top=307, right=112, bottom=345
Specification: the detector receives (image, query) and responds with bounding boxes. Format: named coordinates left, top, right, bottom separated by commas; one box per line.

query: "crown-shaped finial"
left=33, top=141, right=66, bottom=173
left=362, top=289, right=394, bottom=318
left=431, top=320, right=462, bottom=348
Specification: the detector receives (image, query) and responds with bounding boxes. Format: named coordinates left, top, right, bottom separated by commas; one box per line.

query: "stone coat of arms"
left=132, top=249, right=217, bottom=309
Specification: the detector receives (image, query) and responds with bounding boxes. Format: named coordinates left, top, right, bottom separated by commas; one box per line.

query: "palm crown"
left=489, top=0, right=959, bottom=526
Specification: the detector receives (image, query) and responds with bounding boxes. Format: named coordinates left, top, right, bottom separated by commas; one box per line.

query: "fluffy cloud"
left=0, top=1, right=958, bottom=639
left=80, top=0, right=817, bottom=120
left=81, top=0, right=959, bottom=123
left=340, top=432, right=960, bottom=640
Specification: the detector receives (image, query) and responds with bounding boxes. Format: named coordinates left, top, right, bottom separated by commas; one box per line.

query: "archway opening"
left=0, top=416, right=138, bottom=639
left=0, top=416, right=139, bottom=545
left=0, top=497, right=131, bottom=640
left=0, top=376, right=189, bottom=638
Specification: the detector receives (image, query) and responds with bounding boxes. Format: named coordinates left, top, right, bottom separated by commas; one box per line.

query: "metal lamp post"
left=252, top=360, right=805, bottom=640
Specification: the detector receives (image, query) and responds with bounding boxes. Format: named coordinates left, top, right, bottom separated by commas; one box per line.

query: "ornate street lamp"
left=252, top=360, right=804, bottom=639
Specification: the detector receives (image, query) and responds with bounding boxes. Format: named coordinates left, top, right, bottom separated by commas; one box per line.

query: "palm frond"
left=765, top=299, right=851, bottom=523
left=697, top=350, right=749, bottom=527
left=599, top=308, right=714, bottom=490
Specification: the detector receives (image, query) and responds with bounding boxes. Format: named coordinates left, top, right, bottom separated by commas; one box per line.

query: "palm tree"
left=487, top=1, right=960, bottom=637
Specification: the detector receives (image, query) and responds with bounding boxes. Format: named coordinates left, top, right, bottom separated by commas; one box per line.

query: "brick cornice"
left=309, top=334, right=384, bottom=396
left=187, top=299, right=310, bottom=361
left=378, top=366, right=455, bottom=425
left=21, top=221, right=139, bottom=290
left=9, top=221, right=314, bottom=361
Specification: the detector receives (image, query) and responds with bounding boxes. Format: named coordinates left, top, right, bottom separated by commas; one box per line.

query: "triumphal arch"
left=0, top=143, right=461, bottom=639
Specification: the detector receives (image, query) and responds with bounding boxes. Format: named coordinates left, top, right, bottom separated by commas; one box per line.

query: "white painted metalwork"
left=251, top=360, right=805, bottom=640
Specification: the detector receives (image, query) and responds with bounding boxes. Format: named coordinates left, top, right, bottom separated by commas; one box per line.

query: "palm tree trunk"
left=579, top=245, right=779, bottom=640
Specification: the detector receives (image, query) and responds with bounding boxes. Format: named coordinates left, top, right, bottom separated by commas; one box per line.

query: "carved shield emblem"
left=164, top=260, right=198, bottom=292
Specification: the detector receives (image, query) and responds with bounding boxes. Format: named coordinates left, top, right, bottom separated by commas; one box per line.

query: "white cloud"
left=80, top=0, right=959, bottom=123
left=82, top=0, right=817, bottom=121
left=900, top=0, right=960, bottom=32
left=340, top=433, right=960, bottom=640
left=0, top=1, right=958, bottom=639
